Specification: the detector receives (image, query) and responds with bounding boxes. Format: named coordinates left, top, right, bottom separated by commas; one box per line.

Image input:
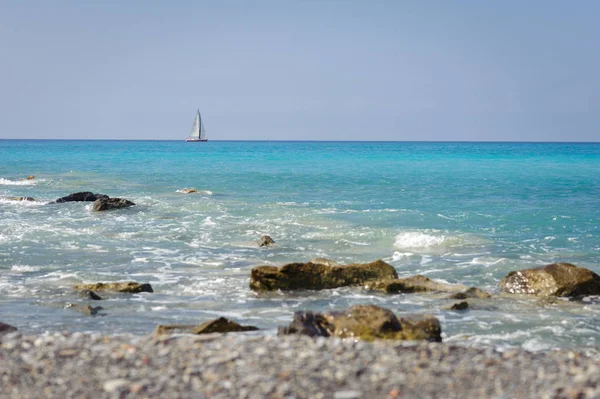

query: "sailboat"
left=185, top=109, right=208, bottom=142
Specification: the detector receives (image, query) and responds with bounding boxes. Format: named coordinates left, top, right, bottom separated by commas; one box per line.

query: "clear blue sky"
left=1, top=0, right=599, bottom=141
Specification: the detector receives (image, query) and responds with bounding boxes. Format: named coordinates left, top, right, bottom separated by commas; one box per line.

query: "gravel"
left=2, top=331, right=600, bottom=398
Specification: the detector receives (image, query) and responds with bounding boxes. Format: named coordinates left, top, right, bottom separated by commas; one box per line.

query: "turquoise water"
left=1, top=140, right=599, bottom=351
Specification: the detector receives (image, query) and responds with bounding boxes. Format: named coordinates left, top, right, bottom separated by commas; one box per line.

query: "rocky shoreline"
left=2, top=331, right=600, bottom=399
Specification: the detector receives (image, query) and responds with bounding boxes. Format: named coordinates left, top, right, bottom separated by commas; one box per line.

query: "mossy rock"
left=369, top=275, right=466, bottom=294
left=73, top=282, right=153, bottom=293
left=499, top=263, right=600, bottom=297
left=92, top=197, right=135, bottom=212
left=279, top=305, right=441, bottom=342
left=250, top=260, right=398, bottom=291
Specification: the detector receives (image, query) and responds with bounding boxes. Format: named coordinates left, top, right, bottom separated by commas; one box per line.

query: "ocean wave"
left=0, top=177, right=39, bottom=186
left=394, top=230, right=458, bottom=249
left=176, top=188, right=213, bottom=195
left=11, top=265, right=41, bottom=272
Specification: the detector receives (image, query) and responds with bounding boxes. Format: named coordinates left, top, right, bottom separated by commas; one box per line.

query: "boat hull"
left=185, top=138, right=208, bottom=142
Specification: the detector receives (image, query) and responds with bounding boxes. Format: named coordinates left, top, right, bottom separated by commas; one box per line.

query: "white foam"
left=202, top=217, right=216, bottom=226
left=394, top=231, right=452, bottom=249
left=392, top=251, right=414, bottom=261
left=176, top=189, right=213, bottom=195
left=11, top=265, right=41, bottom=272
left=0, top=178, right=39, bottom=186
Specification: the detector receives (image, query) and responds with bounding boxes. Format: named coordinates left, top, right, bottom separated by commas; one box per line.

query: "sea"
left=1, top=140, right=599, bottom=352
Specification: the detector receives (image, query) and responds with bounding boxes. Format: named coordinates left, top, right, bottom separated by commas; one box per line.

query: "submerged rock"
left=0, top=322, right=17, bottom=335
left=279, top=305, right=441, bottom=342
left=92, top=197, right=135, bottom=212
left=153, top=317, right=258, bottom=337
left=258, top=235, right=275, bottom=247
left=250, top=260, right=398, bottom=291
left=449, top=287, right=492, bottom=300
left=179, top=188, right=198, bottom=194
left=500, top=263, right=600, bottom=297
left=369, top=275, right=466, bottom=294
left=67, top=304, right=104, bottom=316
left=53, top=192, right=109, bottom=203
left=73, top=282, right=153, bottom=294
left=447, top=301, right=469, bottom=311
left=78, top=290, right=102, bottom=300
left=5, top=196, right=35, bottom=201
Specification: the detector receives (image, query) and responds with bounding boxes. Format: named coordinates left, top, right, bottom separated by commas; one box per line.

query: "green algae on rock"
left=73, top=282, right=153, bottom=293
left=92, top=197, right=135, bottom=212
left=279, top=305, right=442, bottom=342
left=250, top=260, right=398, bottom=291
left=153, top=317, right=259, bottom=337
left=499, top=263, right=600, bottom=297
left=368, top=275, right=466, bottom=294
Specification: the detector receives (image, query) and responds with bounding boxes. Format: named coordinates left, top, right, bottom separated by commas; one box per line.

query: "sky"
left=1, top=0, right=599, bottom=141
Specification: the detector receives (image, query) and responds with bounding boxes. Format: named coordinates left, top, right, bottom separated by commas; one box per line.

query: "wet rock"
left=179, top=188, right=197, bottom=193
left=447, top=301, right=469, bottom=311
left=279, top=305, right=441, bottom=342
left=25, top=175, right=35, bottom=180
left=0, top=322, right=17, bottom=335
left=53, top=192, right=109, bottom=203
left=449, top=287, right=492, bottom=300
left=369, top=275, right=466, bottom=294
left=73, top=282, right=153, bottom=293
left=92, top=197, right=135, bottom=212
left=78, top=290, right=102, bottom=300
left=258, top=235, right=275, bottom=247
left=499, top=263, right=600, bottom=297
left=277, top=311, right=334, bottom=337
left=153, top=317, right=258, bottom=337
left=5, top=196, right=35, bottom=201
left=250, top=260, right=398, bottom=291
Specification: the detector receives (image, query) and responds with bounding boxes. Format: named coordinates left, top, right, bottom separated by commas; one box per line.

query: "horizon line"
left=0, top=139, right=599, bottom=144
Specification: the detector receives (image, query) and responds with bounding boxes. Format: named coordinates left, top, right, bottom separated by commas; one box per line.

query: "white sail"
left=186, top=109, right=208, bottom=141
left=188, top=111, right=201, bottom=139
left=199, top=115, right=206, bottom=140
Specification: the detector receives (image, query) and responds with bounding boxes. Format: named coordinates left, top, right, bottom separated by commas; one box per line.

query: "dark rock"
left=25, top=175, right=35, bottom=180
left=279, top=305, right=441, bottom=342
left=5, top=197, right=35, bottom=201
left=499, top=263, right=600, bottom=297
left=258, top=235, right=275, bottom=247
left=79, top=290, right=102, bottom=300
left=54, top=192, right=109, bottom=203
left=153, top=317, right=259, bottom=337
left=92, top=197, right=135, bottom=212
left=449, top=287, right=492, bottom=300
left=250, top=260, right=398, bottom=291
left=448, top=301, right=469, bottom=311
left=0, top=322, right=17, bottom=335
left=277, top=311, right=334, bottom=337
left=73, top=282, right=153, bottom=293
left=369, top=275, right=466, bottom=294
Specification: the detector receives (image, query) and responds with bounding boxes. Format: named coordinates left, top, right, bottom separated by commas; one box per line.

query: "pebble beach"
left=2, top=331, right=600, bottom=399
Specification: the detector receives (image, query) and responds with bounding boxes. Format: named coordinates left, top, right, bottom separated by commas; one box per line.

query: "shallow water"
left=1, top=140, right=599, bottom=351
